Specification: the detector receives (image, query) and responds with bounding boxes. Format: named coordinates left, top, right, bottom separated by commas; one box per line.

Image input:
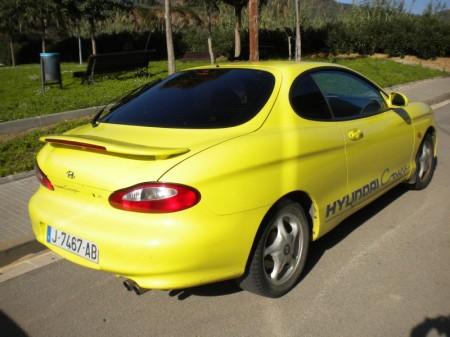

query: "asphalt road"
left=1, top=104, right=450, bottom=337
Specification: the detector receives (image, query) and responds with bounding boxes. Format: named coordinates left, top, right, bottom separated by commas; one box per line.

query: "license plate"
left=46, top=226, right=99, bottom=263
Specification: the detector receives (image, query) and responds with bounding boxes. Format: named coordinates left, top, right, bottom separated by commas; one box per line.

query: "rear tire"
left=239, top=200, right=310, bottom=298
left=409, top=134, right=436, bottom=190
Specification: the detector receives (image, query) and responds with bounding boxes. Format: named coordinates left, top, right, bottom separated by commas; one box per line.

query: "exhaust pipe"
left=123, top=279, right=150, bottom=295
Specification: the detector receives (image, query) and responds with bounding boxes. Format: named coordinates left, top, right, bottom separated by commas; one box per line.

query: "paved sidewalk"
left=0, top=76, right=449, bottom=266
left=0, top=106, right=99, bottom=136
left=0, top=177, right=40, bottom=265
left=388, top=77, right=450, bottom=105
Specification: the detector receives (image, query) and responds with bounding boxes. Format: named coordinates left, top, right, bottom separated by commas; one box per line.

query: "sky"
left=335, top=0, right=449, bottom=14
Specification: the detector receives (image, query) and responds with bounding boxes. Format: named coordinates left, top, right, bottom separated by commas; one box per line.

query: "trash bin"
left=40, top=52, right=62, bottom=92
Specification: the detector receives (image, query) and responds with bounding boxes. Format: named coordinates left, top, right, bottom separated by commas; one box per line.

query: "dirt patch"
left=372, top=53, right=450, bottom=72
left=309, top=53, right=450, bottom=72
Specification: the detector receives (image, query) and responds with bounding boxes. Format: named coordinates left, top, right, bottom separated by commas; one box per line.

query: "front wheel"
left=409, top=134, right=436, bottom=190
left=239, top=201, right=310, bottom=298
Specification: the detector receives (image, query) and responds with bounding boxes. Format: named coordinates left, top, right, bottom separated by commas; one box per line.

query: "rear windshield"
left=102, top=69, right=275, bottom=128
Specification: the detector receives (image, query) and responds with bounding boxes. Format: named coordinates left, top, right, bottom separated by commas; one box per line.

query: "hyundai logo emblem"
left=66, top=170, right=75, bottom=179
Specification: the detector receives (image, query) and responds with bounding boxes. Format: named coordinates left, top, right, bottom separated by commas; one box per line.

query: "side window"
left=290, top=74, right=332, bottom=120
left=311, top=70, right=386, bottom=119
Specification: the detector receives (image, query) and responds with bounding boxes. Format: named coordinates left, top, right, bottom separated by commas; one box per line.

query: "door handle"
left=348, top=129, right=364, bottom=141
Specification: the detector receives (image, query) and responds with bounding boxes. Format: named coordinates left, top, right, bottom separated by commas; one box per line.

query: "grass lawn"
left=330, top=57, right=447, bottom=87
left=0, top=56, right=448, bottom=178
left=0, top=117, right=90, bottom=177
left=0, top=60, right=207, bottom=122
left=0, top=57, right=447, bottom=122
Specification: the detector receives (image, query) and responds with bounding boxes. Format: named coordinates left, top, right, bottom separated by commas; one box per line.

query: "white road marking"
left=431, top=99, right=450, bottom=110
left=0, top=251, right=62, bottom=283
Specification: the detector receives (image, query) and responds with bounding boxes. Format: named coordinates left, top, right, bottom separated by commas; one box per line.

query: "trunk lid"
left=37, top=122, right=253, bottom=196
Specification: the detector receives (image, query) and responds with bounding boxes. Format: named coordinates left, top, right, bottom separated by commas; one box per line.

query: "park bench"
left=181, top=52, right=210, bottom=61
left=73, top=50, right=151, bottom=84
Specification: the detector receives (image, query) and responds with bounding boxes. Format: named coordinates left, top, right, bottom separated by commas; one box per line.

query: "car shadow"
left=299, top=184, right=408, bottom=282
left=0, top=310, right=29, bottom=337
left=167, top=279, right=242, bottom=300
left=167, top=184, right=408, bottom=300
left=410, top=315, right=450, bottom=337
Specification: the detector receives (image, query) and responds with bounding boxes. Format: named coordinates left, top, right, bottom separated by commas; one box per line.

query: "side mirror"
left=389, top=92, right=409, bottom=107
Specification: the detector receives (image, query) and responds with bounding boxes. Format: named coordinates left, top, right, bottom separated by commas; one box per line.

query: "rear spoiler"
left=40, top=135, right=189, bottom=159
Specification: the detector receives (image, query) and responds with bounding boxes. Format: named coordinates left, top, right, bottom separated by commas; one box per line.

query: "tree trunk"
left=41, top=19, right=47, bottom=53
left=206, top=6, right=215, bottom=65
left=295, top=0, right=301, bottom=62
left=164, top=0, right=176, bottom=75
left=9, top=37, right=16, bottom=67
left=234, top=6, right=242, bottom=59
left=207, top=36, right=215, bottom=65
left=288, top=36, right=292, bottom=61
left=248, top=0, right=259, bottom=62
left=89, top=21, right=97, bottom=55
left=90, top=33, right=97, bottom=55
left=78, top=35, right=83, bottom=64
left=76, top=24, right=83, bottom=64
left=144, top=31, right=152, bottom=50
left=41, top=37, right=46, bottom=53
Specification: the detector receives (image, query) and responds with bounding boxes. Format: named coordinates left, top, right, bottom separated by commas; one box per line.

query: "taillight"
left=35, top=164, right=54, bottom=190
left=109, top=183, right=200, bottom=213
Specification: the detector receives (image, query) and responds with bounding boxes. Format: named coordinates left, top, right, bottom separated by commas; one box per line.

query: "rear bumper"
left=29, top=187, right=266, bottom=289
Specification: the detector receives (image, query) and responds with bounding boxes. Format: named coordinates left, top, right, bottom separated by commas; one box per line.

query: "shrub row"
left=2, top=12, right=449, bottom=64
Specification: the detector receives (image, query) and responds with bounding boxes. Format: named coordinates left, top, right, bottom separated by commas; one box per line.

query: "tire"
left=239, top=200, right=310, bottom=298
left=409, top=134, right=436, bottom=190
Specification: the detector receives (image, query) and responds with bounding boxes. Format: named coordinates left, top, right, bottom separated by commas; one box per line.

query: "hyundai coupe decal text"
left=326, top=178, right=380, bottom=218
left=381, top=166, right=410, bottom=186
left=326, top=165, right=410, bottom=219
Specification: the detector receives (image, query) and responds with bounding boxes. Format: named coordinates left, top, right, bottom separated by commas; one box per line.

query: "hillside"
left=437, top=8, right=450, bottom=22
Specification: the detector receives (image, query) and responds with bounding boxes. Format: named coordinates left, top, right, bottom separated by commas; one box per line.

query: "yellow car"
left=29, top=62, right=437, bottom=297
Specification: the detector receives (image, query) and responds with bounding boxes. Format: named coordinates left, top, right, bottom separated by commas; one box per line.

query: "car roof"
left=187, top=61, right=386, bottom=95
left=188, top=61, right=347, bottom=75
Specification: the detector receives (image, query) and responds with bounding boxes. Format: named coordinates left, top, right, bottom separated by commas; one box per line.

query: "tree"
left=58, top=0, right=84, bottom=64
left=204, top=0, right=219, bottom=64
left=248, top=0, right=259, bottom=61
left=24, top=0, right=57, bottom=53
left=78, top=0, right=131, bottom=55
left=222, top=0, right=246, bottom=59
left=165, top=0, right=176, bottom=74
left=295, top=0, right=301, bottom=61
left=0, top=0, right=23, bottom=66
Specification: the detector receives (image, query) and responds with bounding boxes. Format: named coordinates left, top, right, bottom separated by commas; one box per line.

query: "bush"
left=326, top=8, right=450, bottom=59
left=181, top=26, right=234, bottom=58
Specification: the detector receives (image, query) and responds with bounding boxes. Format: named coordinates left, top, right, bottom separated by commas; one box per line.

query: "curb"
left=424, top=93, right=450, bottom=107
left=0, top=240, right=46, bottom=268
left=0, top=105, right=101, bottom=135
left=385, top=76, right=448, bottom=91
left=0, top=170, right=34, bottom=185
